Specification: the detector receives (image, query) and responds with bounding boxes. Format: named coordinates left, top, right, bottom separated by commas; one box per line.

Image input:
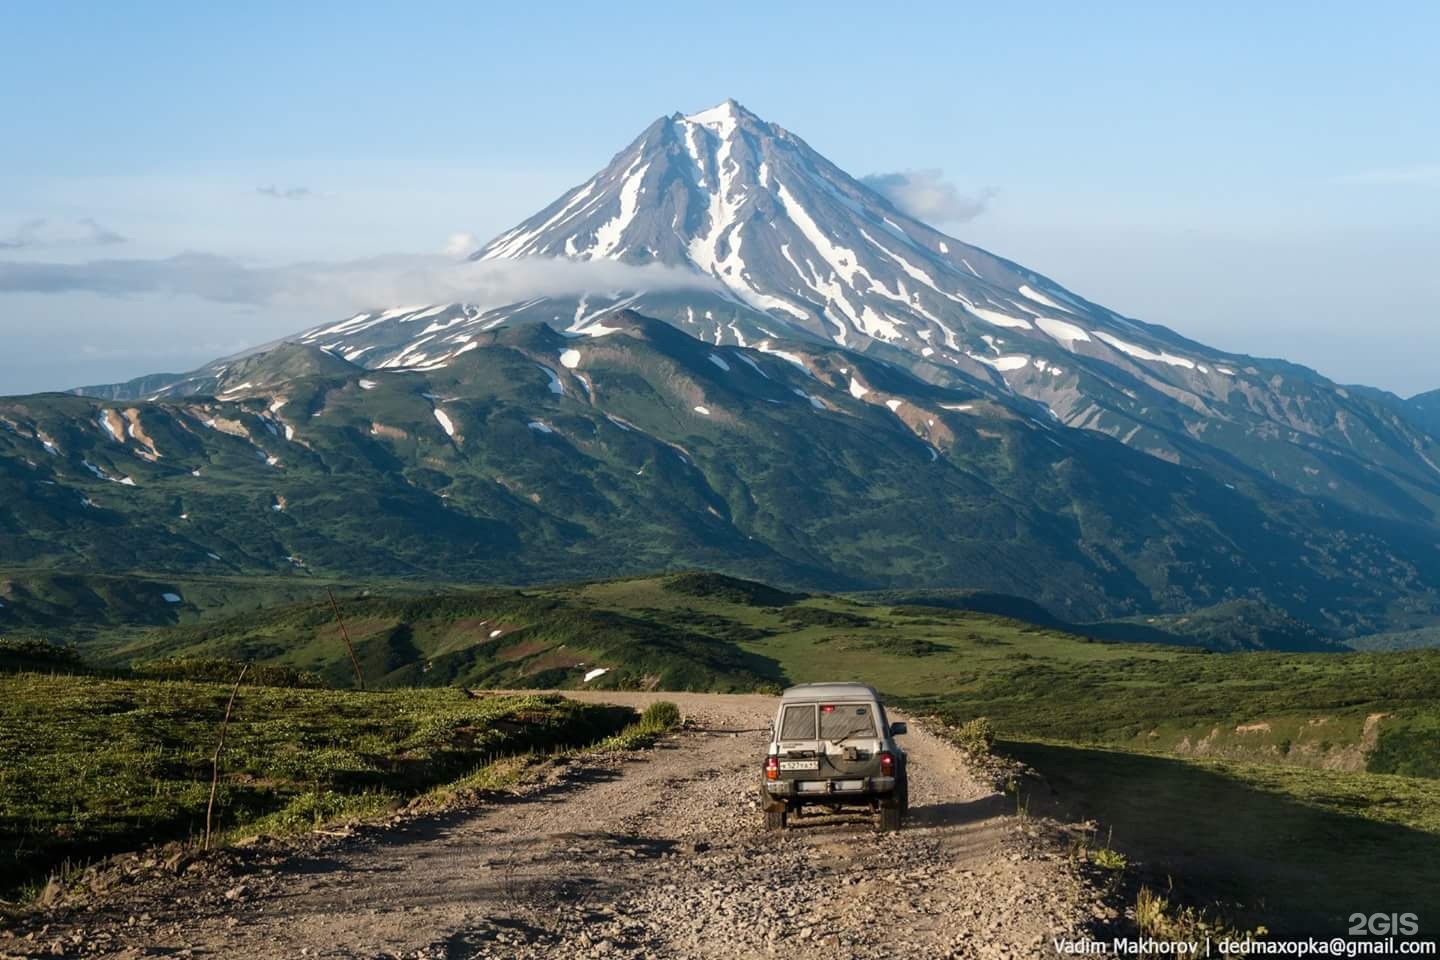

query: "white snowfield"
left=1093, top=331, right=1195, bottom=370
left=971, top=354, right=1031, bottom=372
left=1018, top=285, right=1072, bottom=313
left=1036, top=317, right=1090, bottom=344
left=433, top=409, right=456, bottom=437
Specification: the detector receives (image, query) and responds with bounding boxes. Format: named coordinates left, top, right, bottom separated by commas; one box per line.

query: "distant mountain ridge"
left=1405, top=388, right=1440, bottom=437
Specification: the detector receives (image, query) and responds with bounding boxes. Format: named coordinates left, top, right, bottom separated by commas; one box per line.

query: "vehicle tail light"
left=765, top=756, right=780, bottom=781
left=879, top=751, right=896, bottom=776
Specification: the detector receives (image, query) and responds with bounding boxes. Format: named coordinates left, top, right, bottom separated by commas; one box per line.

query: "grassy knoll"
left=98, top=579, right=785, bottom=692
left=0, top=675, right=639, bottom=897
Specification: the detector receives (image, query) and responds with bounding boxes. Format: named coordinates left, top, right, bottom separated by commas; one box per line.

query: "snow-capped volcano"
left=76, top=100, right=1440, bottom=529
left=289, top=98, right=1231, bottom=391
left=472, top=98, right=1166, bottom=371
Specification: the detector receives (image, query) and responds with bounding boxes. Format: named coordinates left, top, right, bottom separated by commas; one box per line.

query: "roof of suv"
left=780, top=682, right=881, bottom=702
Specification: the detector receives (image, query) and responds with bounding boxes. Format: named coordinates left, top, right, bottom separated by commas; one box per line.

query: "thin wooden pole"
left=328, top=588, right=365, bottom=690
left=204, top=663, right=249, bottom=851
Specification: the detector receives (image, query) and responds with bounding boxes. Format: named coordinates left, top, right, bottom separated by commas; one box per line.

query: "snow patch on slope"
left=1036, top=317, right=1091, bottom=345
left=1093, top=331, right=1195, bottom=369
left=537, top=364, right=565, bottom=395
left=1018, top=285, right=1072, bottom=313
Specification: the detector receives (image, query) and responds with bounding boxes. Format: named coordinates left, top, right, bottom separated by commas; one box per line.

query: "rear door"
left=818, top=702, right=881, bottom=785
left=775, top=701, right=881, bottom=787
left=775, top=702, right=822, bottom=778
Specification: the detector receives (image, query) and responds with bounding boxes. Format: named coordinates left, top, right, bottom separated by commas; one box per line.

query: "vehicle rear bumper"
left=763, top=775, right=896, bottom=799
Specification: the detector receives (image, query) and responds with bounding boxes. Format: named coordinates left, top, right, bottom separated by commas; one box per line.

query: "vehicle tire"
left=898, top=774, right=910, bottom=817
left=878, top=802, right=902, bottom=832
left=764, top=806, right=788, bottom=831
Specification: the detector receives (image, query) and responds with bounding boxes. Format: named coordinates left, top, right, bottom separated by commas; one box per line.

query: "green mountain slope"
left=4, top=313, right=1440, bottom=633
left=111, top=579, right=784, bottom=692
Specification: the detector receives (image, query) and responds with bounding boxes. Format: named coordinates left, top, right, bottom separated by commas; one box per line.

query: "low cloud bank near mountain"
left=0, top=252, right=723, bottom=314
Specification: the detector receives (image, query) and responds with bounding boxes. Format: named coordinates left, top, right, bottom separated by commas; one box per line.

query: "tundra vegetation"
left=0, top=651, right=681, bottom=899
left=5, top=571, right=1439, bottom=930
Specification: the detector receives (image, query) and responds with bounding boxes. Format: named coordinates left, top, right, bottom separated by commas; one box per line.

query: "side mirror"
left=889, top=722, right=907, bottom=736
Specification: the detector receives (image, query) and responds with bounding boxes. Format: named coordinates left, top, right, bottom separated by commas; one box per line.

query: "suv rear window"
left=779, top=704, right=817, bottom=739
left=819, top=703, right=876, bottom=740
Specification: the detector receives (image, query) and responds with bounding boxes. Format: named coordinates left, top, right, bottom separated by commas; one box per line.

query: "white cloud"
left=256, top=185, right=312, bottom=199
left=0, top=218, right=126, bottom=249
left=860, top=170, right=996, bottom=224
left=0, top=253, right=724, bottom=315
left=443, top=232, right=480, bottom=259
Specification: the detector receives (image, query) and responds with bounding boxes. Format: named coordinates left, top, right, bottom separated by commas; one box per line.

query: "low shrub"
left=640, top=700, right=682, bottom=729
left=1135, top=885, right=1265, bottom=942
left=601, top=700, right=683, bottom=750
left=952, top=716, right=996, bottom=756
left=1091, top=847, right=1127, bottom=871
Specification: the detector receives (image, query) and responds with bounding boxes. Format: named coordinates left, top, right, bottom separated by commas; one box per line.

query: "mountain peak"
left=474, top=99, right=1081, bottom=356
left=679, top=98, right=757, bottom=129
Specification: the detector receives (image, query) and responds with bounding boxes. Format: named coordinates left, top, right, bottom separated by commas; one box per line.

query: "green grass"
left=0, top=674, right=637, bottom=897
left=1011, top=741, right=1440, bottom=934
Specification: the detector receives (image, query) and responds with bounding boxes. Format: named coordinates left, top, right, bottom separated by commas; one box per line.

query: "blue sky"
left=2, top=1, right=1437, bottom=394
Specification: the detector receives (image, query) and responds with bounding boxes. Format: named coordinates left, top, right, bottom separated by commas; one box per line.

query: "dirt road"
left=9, top=692, right=1106, bottom=959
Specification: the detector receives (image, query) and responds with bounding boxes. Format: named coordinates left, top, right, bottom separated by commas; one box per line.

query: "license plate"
left=779, top=760, right=819, bottom=771
left=833, top=780, right=864, bottom=791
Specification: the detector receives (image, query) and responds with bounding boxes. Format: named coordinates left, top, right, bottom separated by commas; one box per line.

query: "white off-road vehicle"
left=760, top=682, right=909, bottom=831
